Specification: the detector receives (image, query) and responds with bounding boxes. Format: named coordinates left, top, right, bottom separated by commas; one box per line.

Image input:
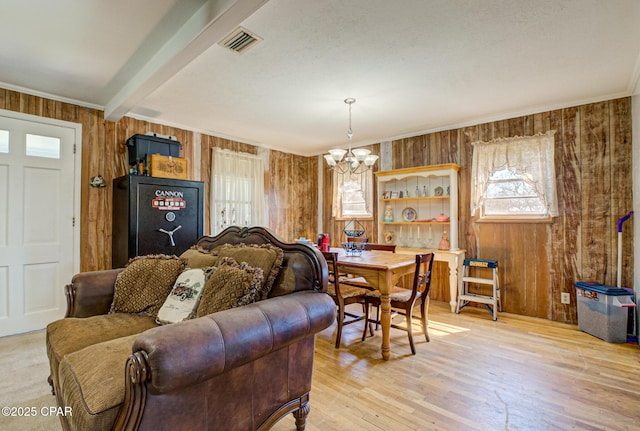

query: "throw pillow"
left=110, top=255, right=186, bottom=317
left=216, top=243, right=283, bottom=300
left=156, top=267, right=214, bottom=325
left=180, top=246, right=218, bottom=269
left=196, top=257, right=264, bottom=317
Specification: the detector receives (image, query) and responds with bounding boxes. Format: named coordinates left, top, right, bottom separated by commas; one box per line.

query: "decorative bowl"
left=341, top=241, right=367, bottom=256
left=434, top=214, right=450, bottom=222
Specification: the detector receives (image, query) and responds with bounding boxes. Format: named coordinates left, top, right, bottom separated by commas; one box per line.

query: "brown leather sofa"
left=45, top=226, right=335, bottom=431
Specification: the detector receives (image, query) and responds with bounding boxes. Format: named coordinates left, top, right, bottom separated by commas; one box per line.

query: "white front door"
left=0, top=111, right=80, bottom=337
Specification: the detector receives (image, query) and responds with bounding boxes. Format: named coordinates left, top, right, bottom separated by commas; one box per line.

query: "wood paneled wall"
left=2, top=86, right=632, bottom=323
left=323, top=98, right=633, bottom=323
left=0, top=88, right=318, bottom=273
left=267, top=149, right=319, bottom=241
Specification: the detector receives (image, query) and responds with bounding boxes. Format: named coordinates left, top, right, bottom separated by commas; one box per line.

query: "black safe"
left=112, top=175, right=204, bottom=268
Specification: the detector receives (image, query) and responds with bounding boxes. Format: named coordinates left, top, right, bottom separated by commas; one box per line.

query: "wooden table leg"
left=380, top=293, right=391, bottom=360
left=448, top=258, right=458, bottom=312
left=447, top=254, right=464, bottom=312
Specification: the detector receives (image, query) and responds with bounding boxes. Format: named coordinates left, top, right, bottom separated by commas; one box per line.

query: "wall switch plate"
left=561, top=292, right=571, bottom=304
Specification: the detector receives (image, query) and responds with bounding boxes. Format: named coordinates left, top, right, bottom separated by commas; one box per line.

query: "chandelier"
left=324, top=98, right=378, bottom=175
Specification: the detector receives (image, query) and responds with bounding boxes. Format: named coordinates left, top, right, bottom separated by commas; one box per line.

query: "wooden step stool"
left=456, top=258, right=501, bottom=320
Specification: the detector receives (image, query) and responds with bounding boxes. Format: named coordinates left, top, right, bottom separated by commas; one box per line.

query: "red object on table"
left=321, top=234, right=330, bottom=252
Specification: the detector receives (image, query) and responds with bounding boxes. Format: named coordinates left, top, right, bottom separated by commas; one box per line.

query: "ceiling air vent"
left=219, top=27, right=262, bottom=54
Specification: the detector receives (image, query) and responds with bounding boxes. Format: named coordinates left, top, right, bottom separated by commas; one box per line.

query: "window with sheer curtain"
left=470, top=130, right=558, bottom=220
left=331, top=169, right=374, bottom=220
left=210, top=148, right=265, bottom=234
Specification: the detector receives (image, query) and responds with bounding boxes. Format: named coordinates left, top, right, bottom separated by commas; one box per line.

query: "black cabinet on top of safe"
left=112, top=175, right=204, bottom=268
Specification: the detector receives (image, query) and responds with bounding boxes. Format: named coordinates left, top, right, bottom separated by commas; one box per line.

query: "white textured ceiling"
left=1, top=0, right=639, bottom=156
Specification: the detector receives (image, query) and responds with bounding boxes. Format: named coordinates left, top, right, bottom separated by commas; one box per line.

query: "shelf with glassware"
left=376, top=164, right=465, bottom=312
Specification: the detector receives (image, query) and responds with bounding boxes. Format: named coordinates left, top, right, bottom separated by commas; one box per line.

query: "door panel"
left=0, top=267, right=7, bottom=319
left=0, top=165, right=7, bottom=246
left=24, top=263, right=59, bottom=314
left=0, top=112, right=79, bottom=336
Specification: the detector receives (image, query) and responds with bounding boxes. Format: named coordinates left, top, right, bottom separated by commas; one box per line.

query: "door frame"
left=0, top=108, right=82, bottom=279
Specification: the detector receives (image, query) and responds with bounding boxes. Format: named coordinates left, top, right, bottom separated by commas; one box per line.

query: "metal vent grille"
left=219, top=27, right=262, bottom=54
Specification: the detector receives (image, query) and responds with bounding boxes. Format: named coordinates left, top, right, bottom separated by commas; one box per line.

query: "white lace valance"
left=470, top=130, right=558, bottom=217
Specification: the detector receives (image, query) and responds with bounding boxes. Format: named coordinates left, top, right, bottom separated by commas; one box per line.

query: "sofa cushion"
left=180, top=246, right=219, bottom=269
left=269, top=265, right=296, bottom=297
left=58, top=334, right=137, bottom=431
left=156, top=267, right=213, bottom=325
left=196, top=257, right=264, bottom=317
left=109, top=254, right=186, bottom=317
left=216, top=243, right=283, bottom=300
left=46, top=313, right=157, bottom=390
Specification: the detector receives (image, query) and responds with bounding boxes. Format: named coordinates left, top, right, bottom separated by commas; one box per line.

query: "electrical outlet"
left=561, top=292, right=571, bottom=304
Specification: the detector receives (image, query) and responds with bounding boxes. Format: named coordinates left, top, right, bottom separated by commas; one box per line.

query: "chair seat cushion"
left=366, top=286, right=422, bottom=303
left=57, top=334, right=138, bottom=431
left=46, top=313, right=158, bottom=388
left=338, top=276, right=369, bottom=288
left=389, top=286, right=413, bottom=302
left=328, top=283, right=371, bottom=299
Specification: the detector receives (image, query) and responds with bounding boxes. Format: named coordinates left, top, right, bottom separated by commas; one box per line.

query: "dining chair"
left=346, top=236, right=369, bottom=243
left=322, top=251, right=374, bottom=348
left=361, top=252, right=435, bottom=355
left=364, top=243, right=396, bottom=252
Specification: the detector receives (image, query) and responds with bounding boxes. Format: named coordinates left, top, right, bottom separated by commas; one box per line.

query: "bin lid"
left=574, top=281, right=632, bottom=296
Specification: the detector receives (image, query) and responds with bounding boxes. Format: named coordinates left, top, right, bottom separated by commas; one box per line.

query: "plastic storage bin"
left=574, top=281, right=635, bottom=343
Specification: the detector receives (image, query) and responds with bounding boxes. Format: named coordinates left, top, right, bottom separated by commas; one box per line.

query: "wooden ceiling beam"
left=104, top=0, right=268, bottom=122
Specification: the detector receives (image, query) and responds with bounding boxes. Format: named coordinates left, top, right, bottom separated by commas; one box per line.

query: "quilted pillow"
left=180, top=246, right=218, bottom=269
left=216, top=243, right=283, bottom=300
left=110, top=255, right=186, bottom=317
left=156, top=267, right=214, bottom=325
left=196, top=257, right=264, bottom=317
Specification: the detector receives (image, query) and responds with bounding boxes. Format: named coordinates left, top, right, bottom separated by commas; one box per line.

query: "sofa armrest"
left=132, top=290, right=336, bottom=394
left=65, top=268, right=124, bottom=317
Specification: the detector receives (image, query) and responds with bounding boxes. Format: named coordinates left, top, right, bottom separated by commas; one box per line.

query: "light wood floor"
left=273, top=300, right=640, bottom=431
left=2, top=301, right=638, bottom=431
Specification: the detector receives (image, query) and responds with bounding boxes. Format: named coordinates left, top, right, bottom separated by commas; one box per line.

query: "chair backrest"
left=322, top=251, right=343, bottom=300
left=364, top=243, right=396, bottom=253
left=411, top=252, right=435, bottom=302
left=347, top=236, right=368, bottom=243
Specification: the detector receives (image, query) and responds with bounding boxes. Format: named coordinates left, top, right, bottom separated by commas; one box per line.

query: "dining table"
left=333, top=247, right=418, bottom=360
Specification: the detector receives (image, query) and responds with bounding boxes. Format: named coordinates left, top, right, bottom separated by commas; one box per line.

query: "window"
left=332, top=169, right=374, bottom=220
left=210, top=148, right=265, bottom=234
left=0, top=130, right=8, bottom=153
left=470, top=131, right=558, bottom=220
left=26, top=133, right=61, bottom=159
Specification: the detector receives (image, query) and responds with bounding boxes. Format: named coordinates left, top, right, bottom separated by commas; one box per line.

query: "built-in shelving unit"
left=375, top=164, right=465, bottom=312
left=375, top=164, right=460, bottom=250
